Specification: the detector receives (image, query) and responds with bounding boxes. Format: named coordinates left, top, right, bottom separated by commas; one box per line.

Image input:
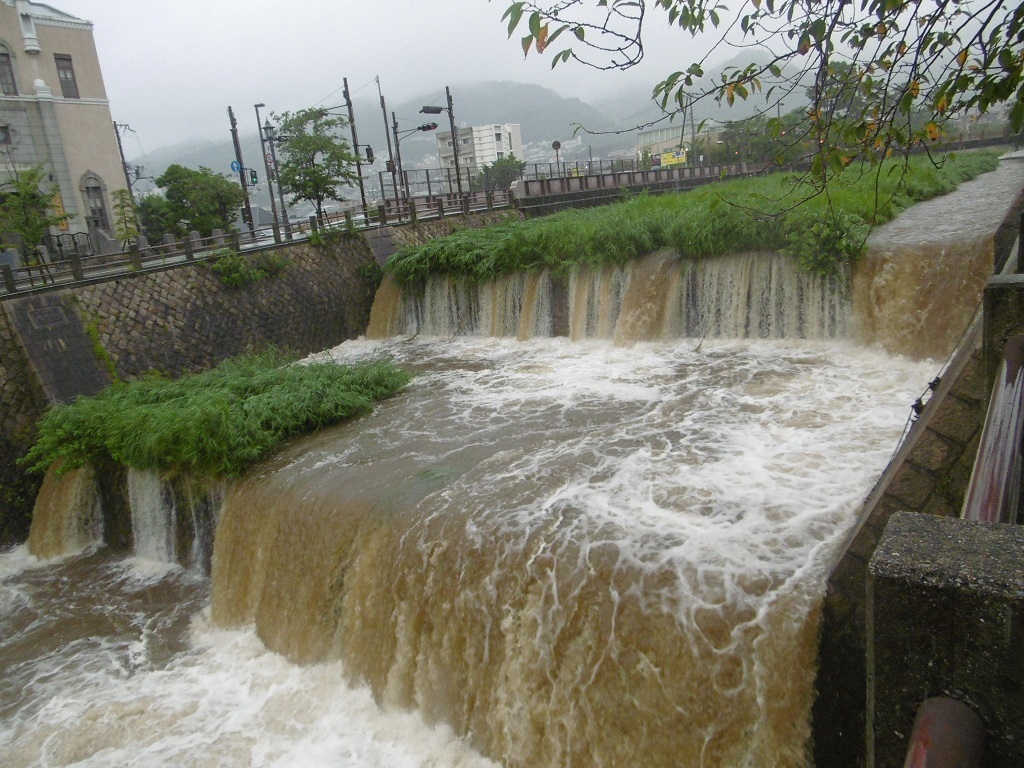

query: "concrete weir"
left=814, top=153, right=1024, bottom=768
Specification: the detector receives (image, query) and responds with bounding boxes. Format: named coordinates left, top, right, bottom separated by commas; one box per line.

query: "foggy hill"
left=130, top=81, right=628, bottom=183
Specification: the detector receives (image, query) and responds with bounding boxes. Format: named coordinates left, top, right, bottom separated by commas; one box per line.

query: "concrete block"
left=869, top=511, right=1024, bottom=767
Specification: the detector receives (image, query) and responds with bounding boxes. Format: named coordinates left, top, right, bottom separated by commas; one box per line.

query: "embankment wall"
left=0, top=211, right=522, bottom=545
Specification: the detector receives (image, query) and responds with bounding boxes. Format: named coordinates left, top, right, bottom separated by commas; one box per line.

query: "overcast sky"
left=52, top=0, right=701, bottom=157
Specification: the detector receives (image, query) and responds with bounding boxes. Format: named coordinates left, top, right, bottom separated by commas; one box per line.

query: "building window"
left=0, top=126, right=11, bottom=145
left=54, top=54, right=79, bottom=99
left=0, top=51, right=17, bottom=96
left=83, top=177, right=108, bottom=230
left=495, top=132, right=502, bottom=143
left=497, top=152, right=504, bottom=159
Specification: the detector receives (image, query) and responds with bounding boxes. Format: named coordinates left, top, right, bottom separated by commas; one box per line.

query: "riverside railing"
left=961, top=332, right=1024, bottom=524
left=0, top=189, right=514, bottom=299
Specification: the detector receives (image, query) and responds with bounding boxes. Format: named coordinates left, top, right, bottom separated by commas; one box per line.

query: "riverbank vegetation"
left=386, top=151, right=1000, bottom=284
left=22, top=353, right=412, bottom=478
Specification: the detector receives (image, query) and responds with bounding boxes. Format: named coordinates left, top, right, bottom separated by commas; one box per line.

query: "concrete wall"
left=870, top=512, right=1024, bottom=767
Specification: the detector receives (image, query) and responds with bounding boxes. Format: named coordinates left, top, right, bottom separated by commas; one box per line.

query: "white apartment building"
left=435, top=123, right=524, bottom=173
left=0, top=1, right=127, bottom=251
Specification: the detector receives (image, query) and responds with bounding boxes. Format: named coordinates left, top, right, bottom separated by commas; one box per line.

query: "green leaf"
left=528, top=11, right=541, bottom=37
left=502, top=2, right=525, bottom=36
left=574, top=26, right=585, bottom=41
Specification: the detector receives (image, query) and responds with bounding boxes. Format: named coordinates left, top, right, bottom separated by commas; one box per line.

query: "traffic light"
left=248, top=168, right=258, bottom=186
left=365, top=146, right=375, bottom=163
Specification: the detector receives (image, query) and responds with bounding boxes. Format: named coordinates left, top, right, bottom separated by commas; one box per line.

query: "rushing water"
left=2, top=335, right=935, bottom=767
left=8, top=155, right=1021, bottom=767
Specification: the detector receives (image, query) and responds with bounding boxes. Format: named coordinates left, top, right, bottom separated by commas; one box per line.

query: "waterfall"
left=207, top=337, right=934, bottom=767
left=368, top=251, right=851, bottom=344
left=26, top=465, right=102, bottom=559
left=127, top=469, right=176, bottom=563
left=11, top=151, right=1017, bottom=763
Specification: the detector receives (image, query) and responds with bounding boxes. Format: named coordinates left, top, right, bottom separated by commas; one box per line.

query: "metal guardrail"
left=961, top=333, right=1024, bottom=524
left=0, top=232, right=243, bottom=298
left=0, top=190, right=513, bottom=300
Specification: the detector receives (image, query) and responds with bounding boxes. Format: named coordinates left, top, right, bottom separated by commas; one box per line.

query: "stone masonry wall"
left=388, top=209, right=520, bottom=250
left=0, top=232, right=380, bottom=545
left=0, top=307, right=46, bottom=542
left=72, top=234, right=377, bottom=380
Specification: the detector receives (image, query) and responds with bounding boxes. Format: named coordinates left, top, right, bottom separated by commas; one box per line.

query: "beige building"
left=436, top=123, right=524, bottom=174
left=0, top=1, right=126, bottom=252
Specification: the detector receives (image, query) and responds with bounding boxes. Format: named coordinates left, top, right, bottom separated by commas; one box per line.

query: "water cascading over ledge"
left=367, top=250, right=851, bottom=343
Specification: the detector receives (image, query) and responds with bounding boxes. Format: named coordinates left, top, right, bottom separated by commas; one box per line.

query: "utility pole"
left=391, top=112, right=409, bottom=203
left=342, top=78, right=368, bottom=210
left=264, top=122, right=291, bottom=240
left=228, top=106, right=255, bottom=238
left=255, top=103, right=281, bottom=243
left=376, top=77, right=400, bottom=206
left=113, top=121, right=135, bottom=194
left=446, top=86, right=463, bottom=197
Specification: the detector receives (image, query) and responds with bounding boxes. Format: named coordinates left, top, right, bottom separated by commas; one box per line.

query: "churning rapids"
left=1, top=333, right=935, bottom=767
left=9, top=154, right=1024, bottom=768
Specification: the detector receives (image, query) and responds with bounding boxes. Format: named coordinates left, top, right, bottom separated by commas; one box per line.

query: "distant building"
left=0, top=1, right=127, bottom=251
left=435, top=123, right=524, bottom=176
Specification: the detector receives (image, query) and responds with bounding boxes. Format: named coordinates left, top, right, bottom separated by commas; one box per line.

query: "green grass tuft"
left=21, top=352, right=412, bottom=478
left=385, top=151, right=1000, bottom=284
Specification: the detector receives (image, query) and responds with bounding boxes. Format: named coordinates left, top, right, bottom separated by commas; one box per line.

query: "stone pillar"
left=983, top=274, right=1024, bottom=386
left=869, top=511, right=1024, bottom=767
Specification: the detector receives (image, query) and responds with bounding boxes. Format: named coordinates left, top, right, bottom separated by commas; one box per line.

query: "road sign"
left=230, top=160, right=241, bottom=173
left=265, top=153, right=275, bottom=166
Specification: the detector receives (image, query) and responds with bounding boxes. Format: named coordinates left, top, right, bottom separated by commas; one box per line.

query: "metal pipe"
left=962, top=333, right=1024, bottom=523
left=903, top=697, right=985, bottom=768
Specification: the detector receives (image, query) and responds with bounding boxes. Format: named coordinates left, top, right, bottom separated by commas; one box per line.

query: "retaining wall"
left=0, top=211, right=523, bottom=546
left=0, top=234, right=377, bottom=544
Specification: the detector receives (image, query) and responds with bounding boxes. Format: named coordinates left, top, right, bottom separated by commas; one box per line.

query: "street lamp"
left=262, top=118, right=292, bottom=240
left=254, top=103, right=281, bottom=243
left=392, top=112, right=438, bottom=203
left=421, top=86, right=463, bottom=198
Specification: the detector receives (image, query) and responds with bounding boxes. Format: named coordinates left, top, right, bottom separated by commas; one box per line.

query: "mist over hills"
left=129, top=65, right=806, bottom=200
left=130, top=81, right=644, bottom=186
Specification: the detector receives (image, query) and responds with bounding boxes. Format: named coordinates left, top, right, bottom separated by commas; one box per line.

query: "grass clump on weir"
left=385, top=151, right=1000, bottom=285
left=22, top=352, right=412, bottom=478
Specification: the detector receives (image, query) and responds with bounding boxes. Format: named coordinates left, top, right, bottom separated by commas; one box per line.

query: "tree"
left=473, top=153, right=527, bottom=192
left=154, top=164, right=245, bottom=237
left=504, top=0, right=1023, bottom=187
left=137, top=194, right=174, bottom=242
left=112, top=188, right=140, bottom=249
left=273, top=108, right=358, bottom=222
left=0, top=165, right=71, bottom=260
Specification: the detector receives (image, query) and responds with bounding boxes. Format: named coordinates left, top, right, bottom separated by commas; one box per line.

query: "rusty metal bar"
left=903, top=697, right=985, bottom=768
left=962, top=333, right=1024, bottom=523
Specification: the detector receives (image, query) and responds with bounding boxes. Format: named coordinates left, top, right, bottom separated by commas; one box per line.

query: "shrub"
left=209, top=248, right=291, bottom=288
left=384, top=150, right=1000, bottom=283
left=21, top=352, right=413, bottom=478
